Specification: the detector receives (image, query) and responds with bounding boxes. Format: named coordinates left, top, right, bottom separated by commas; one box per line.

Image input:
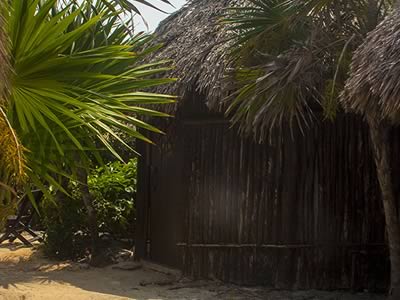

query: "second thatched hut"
left=342, top=6, right=400, bottom=298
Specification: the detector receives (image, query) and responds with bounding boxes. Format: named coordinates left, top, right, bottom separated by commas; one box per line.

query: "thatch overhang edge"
left=144, top=0, right=239, bottom=115
left=341, top=9, right=400, bottom=123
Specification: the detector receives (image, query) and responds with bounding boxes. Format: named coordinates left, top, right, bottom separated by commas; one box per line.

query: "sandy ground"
left=0, top=243, right=387, bottom=300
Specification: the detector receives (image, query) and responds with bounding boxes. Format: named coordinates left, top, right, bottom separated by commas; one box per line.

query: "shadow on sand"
left=0, top=242, right=184, bottom=300
left=0, top=243, right=388, bottom=300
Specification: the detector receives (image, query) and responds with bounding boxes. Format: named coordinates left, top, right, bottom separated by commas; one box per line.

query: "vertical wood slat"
left=142, top=110, right=393, bottom=291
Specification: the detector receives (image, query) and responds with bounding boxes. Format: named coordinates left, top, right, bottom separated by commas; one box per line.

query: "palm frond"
left=0, top=6, right=9, bottom=106
left=1, top=0, right=175, bottom=197
left=224, top=0, right=392, bottom=139
left=227, top=47, right=322, bottom=140
left=0, top=3, right=27, bottom=198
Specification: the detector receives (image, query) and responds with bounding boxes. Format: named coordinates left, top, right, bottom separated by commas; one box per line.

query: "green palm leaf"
left=1, top=0, right=175, bottom=197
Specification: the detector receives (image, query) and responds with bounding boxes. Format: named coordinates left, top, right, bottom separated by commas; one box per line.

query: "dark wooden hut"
left=135, top=0, right=394, bottom=291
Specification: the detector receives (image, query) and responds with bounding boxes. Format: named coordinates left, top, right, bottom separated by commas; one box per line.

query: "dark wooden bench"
left=0, top=190, right=44, bottom=247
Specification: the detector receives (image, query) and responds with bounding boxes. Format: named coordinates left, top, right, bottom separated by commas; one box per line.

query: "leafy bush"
left=41, top=159, right=137, bottom=259
left=89, top=158, right=137, bottom=238
left=41, top=193, right=88, bottom=259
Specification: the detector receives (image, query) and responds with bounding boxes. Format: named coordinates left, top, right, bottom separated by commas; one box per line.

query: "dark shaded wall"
left=136, top=97, right=398, bottom=290
left=136, top=119, right=186, bottom=268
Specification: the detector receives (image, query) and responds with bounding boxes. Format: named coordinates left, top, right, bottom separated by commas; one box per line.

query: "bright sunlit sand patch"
left=0, top=246, right=38, bottom=265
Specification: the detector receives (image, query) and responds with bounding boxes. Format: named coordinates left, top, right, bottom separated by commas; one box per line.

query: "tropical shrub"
left=42, top=159, right=137, bottom=258
left=89, top=159, right=137, bottom=238
left=41, top=192, right=87, bottom=259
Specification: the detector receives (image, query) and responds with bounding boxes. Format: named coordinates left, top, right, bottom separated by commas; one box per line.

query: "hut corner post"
left=367, top=116, right=400, bottom=299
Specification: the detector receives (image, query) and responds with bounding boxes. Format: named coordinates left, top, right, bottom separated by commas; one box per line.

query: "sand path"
left=0, top=244, right=386, bottom=300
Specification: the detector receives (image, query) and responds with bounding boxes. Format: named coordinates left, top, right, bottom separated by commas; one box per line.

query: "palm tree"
left=341, top=6, right=400, bottom=299
left=0, top=3, right=25, bottom=225
left=0, top=0, right=175, bottom=250
left=59, top=0, right=176, bottom=255
left=224, top=0, right=392, bottom=140
left=65, top=0, right=173, bottom=14
left=1, top=0, right=174, bottom=189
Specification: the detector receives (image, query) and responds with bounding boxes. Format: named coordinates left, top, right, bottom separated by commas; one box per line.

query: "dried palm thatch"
left=341, top=8, right=400, bottom=122
left=0, top=110, right=27, bottom=184
left=0, top=9, right=26, bottom=188
left=146, top=0, right=238, bottom=114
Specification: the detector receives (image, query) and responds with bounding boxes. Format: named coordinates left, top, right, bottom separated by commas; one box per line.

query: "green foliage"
left=42, top=159, right=137, bottom=258
left=41, top=192, right=87, bottom=259
left=89, top=159, right=137, bottom=237
left=0, top=0, right=175, bottom=198
left=1, top=0, right=173, bottom=258
left=89, top=0, right=173, bottom=14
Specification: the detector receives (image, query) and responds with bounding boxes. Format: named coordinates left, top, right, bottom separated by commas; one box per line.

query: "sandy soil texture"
left=0, top=244, right=386, bottom=300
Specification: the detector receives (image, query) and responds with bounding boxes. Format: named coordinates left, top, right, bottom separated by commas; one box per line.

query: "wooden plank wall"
left=176, top=115, right=393, bottom=290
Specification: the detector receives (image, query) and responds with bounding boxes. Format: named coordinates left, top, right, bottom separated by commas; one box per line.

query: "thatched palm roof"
left=341, top=8, right=400, bottom=122
left=148, top=0, right=237, bottom=114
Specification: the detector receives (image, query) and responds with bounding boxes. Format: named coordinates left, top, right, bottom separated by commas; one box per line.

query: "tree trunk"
left=76, top=166, right=99, bottom=258
left=367, top=117, right=400, bottom=299
left=55, top=176, right=69, bottom=203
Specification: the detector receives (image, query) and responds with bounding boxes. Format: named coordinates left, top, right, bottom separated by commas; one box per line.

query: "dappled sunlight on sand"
left=0, top=244, right=213, bottom=299
left=0, top=244, right=387, bottom=300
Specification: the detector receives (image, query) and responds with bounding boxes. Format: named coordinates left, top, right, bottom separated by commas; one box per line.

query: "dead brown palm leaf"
left=0, top=8, right=23, bottom=230
left=0, top=6, right=27, bottom=189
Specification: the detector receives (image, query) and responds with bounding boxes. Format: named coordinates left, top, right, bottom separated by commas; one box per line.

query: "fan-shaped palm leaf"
left=1, top=0, right=175, bottom=197
left=224, top=0, right=392, bottom=138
